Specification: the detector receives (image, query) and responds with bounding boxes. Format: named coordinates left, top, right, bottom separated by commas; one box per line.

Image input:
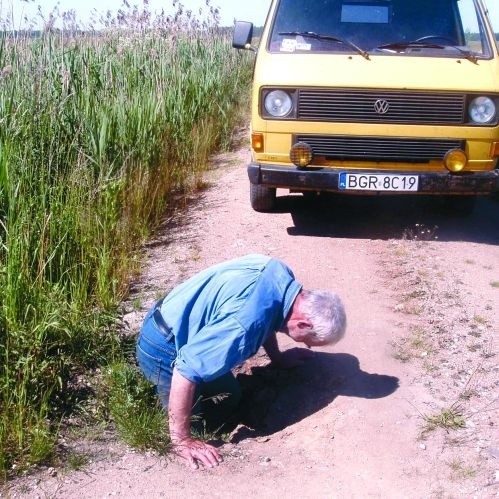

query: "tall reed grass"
left=0, top=1, right=253, bottom=477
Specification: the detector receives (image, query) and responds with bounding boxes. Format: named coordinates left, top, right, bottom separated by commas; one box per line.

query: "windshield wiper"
left=278, top=31, right=370, bottom=60
left=376, top=41, right=478, bottom=64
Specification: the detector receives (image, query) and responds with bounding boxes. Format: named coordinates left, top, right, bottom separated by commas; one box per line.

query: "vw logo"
left=374, top=99, right=390, bottom=115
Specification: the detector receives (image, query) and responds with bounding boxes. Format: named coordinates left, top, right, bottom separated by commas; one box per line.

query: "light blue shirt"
left=160, top=254, right=302, bottom=384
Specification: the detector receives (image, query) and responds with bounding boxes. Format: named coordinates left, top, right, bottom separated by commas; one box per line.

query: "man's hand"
left=171, top=437, right=223, bottom=470
left=272, top=347, right=314, bottom=369
left=169, top=369, right=223, bottom=470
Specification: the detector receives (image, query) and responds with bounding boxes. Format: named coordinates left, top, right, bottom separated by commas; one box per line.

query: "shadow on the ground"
left=230, top=352, right=399, bottom=441
left=277, top=193, right=499, bottom=244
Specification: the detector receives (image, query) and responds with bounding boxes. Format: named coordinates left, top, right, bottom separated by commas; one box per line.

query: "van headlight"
left=469, top=96, right=496, bottom=124
left=264, top=90, right=293, bottom=117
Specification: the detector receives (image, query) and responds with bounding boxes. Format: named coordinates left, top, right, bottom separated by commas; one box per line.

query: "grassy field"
left=0, top=4, right=253, bottom=477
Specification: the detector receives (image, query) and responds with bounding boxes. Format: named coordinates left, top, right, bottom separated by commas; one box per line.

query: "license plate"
left=339, top=173, right=419, bottom=192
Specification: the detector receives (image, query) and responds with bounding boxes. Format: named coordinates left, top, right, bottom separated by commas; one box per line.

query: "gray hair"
left=300, top=290, right=346, bottom=344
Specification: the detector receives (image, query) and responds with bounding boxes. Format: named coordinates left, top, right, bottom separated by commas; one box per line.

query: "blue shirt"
left=159, top=254, right=302, bottom=384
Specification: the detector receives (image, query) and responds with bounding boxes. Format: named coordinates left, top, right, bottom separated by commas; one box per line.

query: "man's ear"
left=293, top=320, right=313, bottom=340
left=297, top=319, right=313, bottom=331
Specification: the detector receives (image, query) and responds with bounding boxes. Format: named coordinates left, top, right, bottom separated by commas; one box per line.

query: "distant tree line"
left=465, top=30, right=499, bottom=41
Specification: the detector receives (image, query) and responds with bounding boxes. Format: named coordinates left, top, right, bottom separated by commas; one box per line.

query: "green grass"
left=422, top=403, right=466, bottom=434
left=65, top=451, right=90, bottom=472
left=0, top=4, right=253, bottom=476
left=447, top=458, right=476, bottom=480
left=103, top=362, right=171, bottom=454
left=391, top=325, right=433, bottom=362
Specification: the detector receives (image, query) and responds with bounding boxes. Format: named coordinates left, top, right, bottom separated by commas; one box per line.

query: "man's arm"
left=263, top=333, right=314, bottom=368
left=168, top=368, right=223, bottom=469
left=262, top=332, right=282, bottom=363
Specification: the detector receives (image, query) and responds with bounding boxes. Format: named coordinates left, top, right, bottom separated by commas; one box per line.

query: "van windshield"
left=269, top=0, right=493, bottom=58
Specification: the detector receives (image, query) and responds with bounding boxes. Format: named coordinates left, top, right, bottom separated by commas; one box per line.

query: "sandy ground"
left=5, top=131, right=499, bottom=498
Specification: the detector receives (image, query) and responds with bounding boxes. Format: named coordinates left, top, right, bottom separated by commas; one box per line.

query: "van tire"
left=250, top=183, right=276, bottom=212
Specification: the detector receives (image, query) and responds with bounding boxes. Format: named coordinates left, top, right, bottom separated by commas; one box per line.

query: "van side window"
left=457, top=0, right=492, bottom=55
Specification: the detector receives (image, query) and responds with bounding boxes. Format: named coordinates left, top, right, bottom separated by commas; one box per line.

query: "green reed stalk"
left=0, top=23, right=252, bottom=475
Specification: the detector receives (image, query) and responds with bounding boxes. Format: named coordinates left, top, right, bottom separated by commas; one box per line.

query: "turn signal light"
left=444, top=149, right=467, bottom=173
left=290, top=142, right=313, bottom=168
left=252, top=133, right=264, bottom=153
left=490, top=142, right=499, bottom=158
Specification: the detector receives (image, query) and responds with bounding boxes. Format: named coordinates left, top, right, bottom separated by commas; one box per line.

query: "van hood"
left=254, top=53, right=499, bottom=93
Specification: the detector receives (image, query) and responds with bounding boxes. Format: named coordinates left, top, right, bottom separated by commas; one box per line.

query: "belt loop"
left=152, top=308, right=175, bottom=343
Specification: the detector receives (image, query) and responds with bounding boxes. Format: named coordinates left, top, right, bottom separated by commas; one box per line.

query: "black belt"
left=152, top=298, right=175, bottom=342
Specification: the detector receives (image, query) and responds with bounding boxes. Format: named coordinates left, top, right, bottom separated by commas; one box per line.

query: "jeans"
left=136, top=302, right=241, bottom=431
left=136, top=304, right=177, bottom=408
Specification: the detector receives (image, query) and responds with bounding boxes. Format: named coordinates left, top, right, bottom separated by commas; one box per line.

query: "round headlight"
left=290, top=142, right=313, bottom=168
left=264, top=90, right=293, bottom=117
left=444, top=149, right=467, bottom=172
left=469, top=96, right=496, bottom=124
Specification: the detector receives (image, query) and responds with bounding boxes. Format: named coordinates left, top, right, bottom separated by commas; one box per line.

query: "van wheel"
left=442, top=196, right=477, bottom=217
left=250, top=183, right=276, bottom=212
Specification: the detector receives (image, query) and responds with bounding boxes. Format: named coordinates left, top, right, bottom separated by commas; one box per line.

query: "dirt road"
left=8, top=134, right=499, bottom=498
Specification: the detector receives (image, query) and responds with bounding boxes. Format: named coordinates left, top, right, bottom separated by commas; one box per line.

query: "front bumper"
left=248, top=163, right=499, bottom=194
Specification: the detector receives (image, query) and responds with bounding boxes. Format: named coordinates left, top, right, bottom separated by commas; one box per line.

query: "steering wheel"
left=412, top=35, right=457, bottom=45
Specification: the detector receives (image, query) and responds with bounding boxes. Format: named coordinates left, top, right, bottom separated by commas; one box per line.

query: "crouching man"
left=136, top=254, right=346, bottom=469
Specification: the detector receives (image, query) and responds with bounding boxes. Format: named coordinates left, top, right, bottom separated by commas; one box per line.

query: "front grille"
left=295, top=135, right=465, bottom=162
left=297, top=89, right=466, bottom=124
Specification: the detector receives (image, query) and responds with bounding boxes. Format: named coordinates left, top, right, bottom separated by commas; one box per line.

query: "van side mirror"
left=233, top=21, right=255, bottom=50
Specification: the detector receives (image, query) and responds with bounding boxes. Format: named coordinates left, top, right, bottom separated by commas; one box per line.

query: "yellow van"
left=233, top=0, right=499, bottom=212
